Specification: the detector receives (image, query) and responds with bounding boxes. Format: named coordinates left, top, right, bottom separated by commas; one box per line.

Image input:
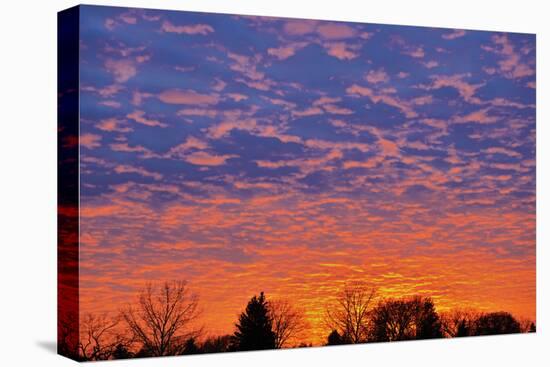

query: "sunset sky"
left=76, top=5, right=535, bottom=345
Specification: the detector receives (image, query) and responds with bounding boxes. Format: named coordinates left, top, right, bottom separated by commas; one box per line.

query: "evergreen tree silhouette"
left=416, top=297, right=443, bottom=339
left=232, top=292, right=276, bottom=351
left=327, top=330, right=344, bottom=345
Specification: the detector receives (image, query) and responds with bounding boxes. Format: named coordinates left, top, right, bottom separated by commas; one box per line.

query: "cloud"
left=452, top=108, right=498, bottom=124
left=114, top=164, right=162, bottom=180
left=365, top=69, right=389, bottom=84
left=292, top=107, right=324, bottom=118
left=267, top=42, right=308, bottom=60
left=484, top=147, right=522, bottom=158
left=158, top=89, right=219, bottom=105
left=346, top=84, right=417, bottom=118
left=80, top=134, right=102, bottom=149
left=442, top=29, right=466, bottom=40
left=126, top=110, right=168, bottom=127
left=282, top=20, right=317, bottom=35
left=482, top=34, right=534, bottom=79
left=323, top=42, right=359, bottom=60
left=98, top=100, right=121, bottom=108
left=207, top=119, right=257, bottom=139
left=161, top=21, right=214, bottom=35
left=422, top=60, right=439, bottom=69
left=316, top=23, right=357, bottom=39
left=185, top=151, right=237, bottom=166
left=227, top=93, right=248, bottom=102
left=104, top=59, right=136, bottom=83
left=167, top=136, right=209, bottom=157
left=419, top=74, right=483, bottom=104
left=96, top=118, right=132, bottom=132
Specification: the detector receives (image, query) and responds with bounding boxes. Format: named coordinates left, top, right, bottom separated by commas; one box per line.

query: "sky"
left=75, top=5, right=536, bottom=345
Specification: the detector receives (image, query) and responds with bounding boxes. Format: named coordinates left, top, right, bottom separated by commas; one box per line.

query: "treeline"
left=324, top=284, right=535, bottom=345
left=58, top=281, right=535, bottom=361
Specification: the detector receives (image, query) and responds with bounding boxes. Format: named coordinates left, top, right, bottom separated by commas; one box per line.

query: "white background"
left=0, top=0, right=547, bottom=365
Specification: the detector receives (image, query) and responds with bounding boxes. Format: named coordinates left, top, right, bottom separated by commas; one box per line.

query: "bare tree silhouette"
left=370, top=296, right=442, bottom=342
left=121, top=281, right=201, bottom=357
left=79, top=313, right=128, bottom=361
left=440, top=309, right=481, bottom=337
left=325, top=284, right=376, bottom=344
left=268, top=299, right=308, bottom=348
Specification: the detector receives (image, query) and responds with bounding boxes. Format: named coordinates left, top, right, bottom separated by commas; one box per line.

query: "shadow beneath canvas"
left=36, top=340, right=57, bottom=354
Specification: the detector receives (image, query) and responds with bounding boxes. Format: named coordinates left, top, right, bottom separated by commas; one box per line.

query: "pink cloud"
left=282, top=20, right=317, bottom=36
left=126, top=110, right=168, bottom=127
left=442, top=29, right=466, bottom=40
left=161, top=21, right=214, bottom=35
left=177, top=108, right=218, bottom=118
left=167, top=137, right=209, bottom=158
left=185, top=151, right=237, bottom=166
left=346, top=84, right=417, bottom=118
left=110, top=143, right=152, bottom=154
left=482, top=35, right=534, bottom=79
left=82, top=84, right=124, bottom=98
left=484, top=147, right=521, bottom=158
left=104, top=18, right=116, bottom=31
left=158, top=89, right=219, bottom=105
left=316, top=23, right=356, bottom=39
left=420, top=74, right=483, bottom=104
left=268, top=42, right=307, bottom=60
left=97, top=118, right=132, bottom=132
left=422, top=60, right=439, bottom=69
left=104, top=59, right=136, bottom=83
left=131, top=91, right=153, bottom=106
left=365, top=69, right=389, bottom=84
left=453, top=108, right=498, bottom=124
left=119, top=13, right=137, bottom=25
left=114, top=165, right=162, bottom=180
left=207, top=119, right=257, bottom=139
left=80, top=133, right=102, bottom=149
left=98, top=100, right=121, bottom=108
left=324, top=42, right=358, bottom=60
left=323, top=104, right=353, bottom=115
left=411, top=95, right=433, bottom=105
left=227, top=93, right=248, bottom=102
left=292, top=107, right=324, bottom=118
left=404, top=47, right=425, bottom=58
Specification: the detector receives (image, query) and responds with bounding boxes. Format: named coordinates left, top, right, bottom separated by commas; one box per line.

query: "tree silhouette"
left=326, top=330, right=346, bottom=345
left=201, top=335, right=233, bottom=354
left=182, top=337, right=200, bottom=355
left=370, top=296, right=442, bottom=342
left=440, top=309, right=480, bottom=338
left=473, top=312, right=520, bottom=335
left=268, top=299, right=307, bottom=348
left=79, top=313, right=128, bottom=361
left=415, top=297, right=443, bottom=339
left=121, top=281, right=201, bottom=357
left=112, top=343, right=133, bottom=359
left=232, top=292, right=276, bottom=351
left=325, top=284, right=376, bottom=344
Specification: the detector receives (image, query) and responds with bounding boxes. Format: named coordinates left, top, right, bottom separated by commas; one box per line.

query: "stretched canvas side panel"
left=57, top=5, right=80, bottom=361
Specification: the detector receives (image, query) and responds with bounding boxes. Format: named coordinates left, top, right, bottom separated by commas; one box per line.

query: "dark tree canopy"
left=327, top=330, right=345, bottom=346
left=371, top=296, right=442, bottom=342
left=232, top=292, right=276, bottom=351
left=473, top=312, right=521, bottom=335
